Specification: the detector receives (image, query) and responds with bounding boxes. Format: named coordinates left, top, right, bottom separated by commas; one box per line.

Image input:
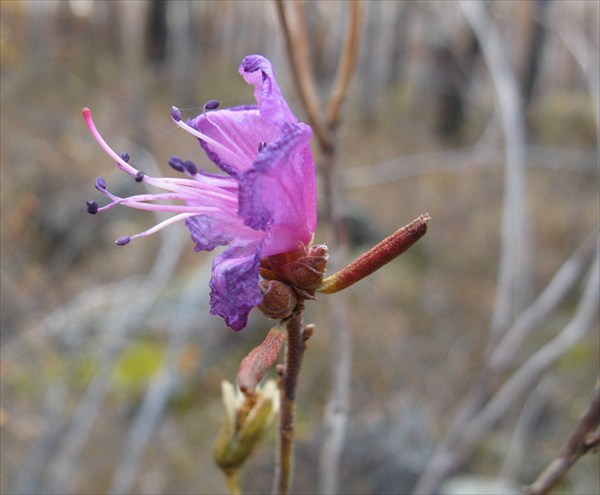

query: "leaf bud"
left=213, top=380, right=279, bottom=471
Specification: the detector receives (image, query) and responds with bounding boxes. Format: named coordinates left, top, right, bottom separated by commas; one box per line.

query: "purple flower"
left=84, top=55, right=317, bottom=331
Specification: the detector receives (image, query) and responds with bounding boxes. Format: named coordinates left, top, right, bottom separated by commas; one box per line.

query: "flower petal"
left=240, top=55, right=296, bottom=126
left=209, top=243, right=263, bottom=331
left=238, top=123, right=317, bottom=256
left=189, top=107, right=280, bottom=176
left=185, top=209, right=263, bottom=252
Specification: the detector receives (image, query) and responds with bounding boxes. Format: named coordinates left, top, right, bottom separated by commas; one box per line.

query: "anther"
left=119, top=152, right=130, bottom=163
left=134, top=171, right=145, bottom=182
left=86, top=200, right=98, bottom=214
left=183, top=160, right=197, bottom=175
left=115, top=236, right=131, bottom=246
left=168, top=156, right=185, bottom=173
left=258, top=141, right=267, bottom=152
left=95, top=176, right=107, bottom=190
left=203, top=99, right=220, bottom=111
left=170, top=106, right=182, bottom=122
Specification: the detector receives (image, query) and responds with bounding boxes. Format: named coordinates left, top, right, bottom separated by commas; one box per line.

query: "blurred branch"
left=109, top=262, right=212, bottom=495
left=343, top=145, right=598, bottom=190
left=525, top=381, right=600, bottom=495
left=275, top=0, right=333, bottom=153
left=461, top=0, right=531, bottom=338
left=550, top=18, right=600, bottom=133
left=489, top=233, right=598, bottom=373
left=498, top=378, right=552, bottom=482
left=413, top=244, right=600, bottom=494
left=48, top=149, right=187, bottom=495
left=325, top=1, right=362, bottom=129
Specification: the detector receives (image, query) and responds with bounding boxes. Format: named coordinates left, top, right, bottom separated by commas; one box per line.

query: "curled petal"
left=210, top=244, right=263, bottom=331
left=240, top=55, right=296, bottom=125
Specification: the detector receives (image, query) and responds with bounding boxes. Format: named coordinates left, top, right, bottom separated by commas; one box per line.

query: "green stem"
left=273, top=304, right=305, bottom=495
left=225, top=469, right=241, bottom=495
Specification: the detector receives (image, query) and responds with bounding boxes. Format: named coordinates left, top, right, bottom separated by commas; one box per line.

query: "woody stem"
left=273, top=303, right=306, bottom=495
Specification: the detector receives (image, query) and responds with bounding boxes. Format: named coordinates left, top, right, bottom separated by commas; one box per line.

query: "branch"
left=275, top=0, right=333, bottom=153
left=325, top=0, right=362, bottom=129
left=525, top=382, right=600, bottom=495
left=413, top=244, right=600, bottom=494
left=461, top=0, right=531, bottom=338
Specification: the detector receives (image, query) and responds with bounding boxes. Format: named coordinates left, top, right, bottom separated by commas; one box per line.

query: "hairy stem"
left=273, top=304, right=305, bottom=495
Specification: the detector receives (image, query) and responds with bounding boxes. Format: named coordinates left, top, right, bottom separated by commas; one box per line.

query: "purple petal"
left=185, top=215, right=234, bottom=251
left=189, top=106, right=280, bottom=177
left=240, top=55, right=297, bottom=125
left=185, top=210, right=263, bottom=252
left=238, top=123, right=317, bottom=257
left=209, top=243, right=263, bottom=331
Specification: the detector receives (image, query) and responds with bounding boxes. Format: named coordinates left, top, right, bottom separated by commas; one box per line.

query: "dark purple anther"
left=183, top=160, right=197, bottom=175
left=135, top=171, right=145, bottom=182
left=170, top=106, right=182, bottom=122
left=168, top=156, right=185, bottom=173
left=204, top=99, right=220, bottom=111
left=86, top=200, right=99, bottom=214
left=119, top=152, right=130, bottom=163
left=258, top=141, right=267, bottom=152
left=116, top=236, right=131, bottom=246
left=95, top=176, right=107, bottom=190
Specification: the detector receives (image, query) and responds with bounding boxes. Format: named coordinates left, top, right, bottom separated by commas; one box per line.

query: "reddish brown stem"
left=272, top=304, right=306, bottom=495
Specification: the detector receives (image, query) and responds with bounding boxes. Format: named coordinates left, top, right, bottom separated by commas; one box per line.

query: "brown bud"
left=259, top=244, right=329, bottom=295
left=282, top=244, right=329, bottom=290
left=257, top=280, right=297, bottom=319
left=260, top=246, right=306, bottom=280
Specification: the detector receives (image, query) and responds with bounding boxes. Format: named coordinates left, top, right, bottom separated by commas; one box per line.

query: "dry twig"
left=525, top=382, right=600, bottom=495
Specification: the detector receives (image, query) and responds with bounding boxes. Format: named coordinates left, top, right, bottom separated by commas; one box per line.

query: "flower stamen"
left=83, top=108, right=139, bottom=178
left=203, top=99, right=220, bottom=111
left=170, top=106, right=246, bottom=170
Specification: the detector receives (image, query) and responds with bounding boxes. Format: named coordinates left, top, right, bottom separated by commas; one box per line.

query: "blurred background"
left=1, top=1, right=598, bottom=494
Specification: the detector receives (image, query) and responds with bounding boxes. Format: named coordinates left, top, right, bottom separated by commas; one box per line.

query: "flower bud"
left=260, top=244, right=329, bottom=297
left=283, top=244, right=329, bottom=291
left=258, top=280, right=297, bottom=319
left=213, top=380, right=279, bottom=471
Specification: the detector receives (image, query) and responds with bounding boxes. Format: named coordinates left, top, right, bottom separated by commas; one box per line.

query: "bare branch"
left=461, top=0, right=531, bottom=337
left=109, top=263, right=211, bottom=495
left=275, top=0, right=333, bottom=152
left=325, top=1, right=362, bottom=129
left=525, top=382, right=600, bottom=495
left=413, top=244, right=599, bottom=494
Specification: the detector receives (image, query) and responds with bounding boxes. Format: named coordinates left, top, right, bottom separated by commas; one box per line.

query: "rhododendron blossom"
left=84, top=55, right=317, bottom=331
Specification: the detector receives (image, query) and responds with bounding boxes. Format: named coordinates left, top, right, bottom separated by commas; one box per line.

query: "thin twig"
left=413, top=245, right=600, bottom=494
left=275, top=0, right=333, bottom=153
left=109, top=262, right=211, bottom=495
left=48, top=149, right=187, bottom=494
left=325, top=0, right=362, bottom=129
left=489, top=233, right=598, bottom=372
left=461, top=0, right=531, bottom=339
left=525, top=382, right=600, bottom=495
